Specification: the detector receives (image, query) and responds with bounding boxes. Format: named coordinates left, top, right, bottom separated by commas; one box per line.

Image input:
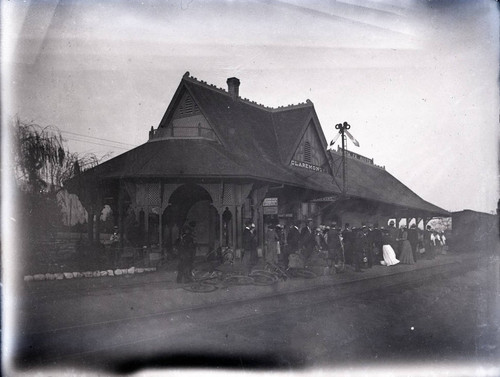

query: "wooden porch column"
left=87, top=209, right=94, bottom=243
left=118, top=180, right=125, bottom=249
left=236, top=204, right=243, bottom=250
left=219, top=207, right=224, bottom=247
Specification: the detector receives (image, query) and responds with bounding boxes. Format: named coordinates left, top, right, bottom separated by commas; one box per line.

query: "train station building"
left=65, top=72, right=448, bottom=256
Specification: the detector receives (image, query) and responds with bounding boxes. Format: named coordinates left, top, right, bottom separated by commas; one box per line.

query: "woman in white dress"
left=381, top=229, right=400, bottom=266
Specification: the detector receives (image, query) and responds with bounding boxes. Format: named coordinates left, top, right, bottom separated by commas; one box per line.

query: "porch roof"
left=329, top=150, right=449, bottom=216
left=86, top=138, right=338, bottom=195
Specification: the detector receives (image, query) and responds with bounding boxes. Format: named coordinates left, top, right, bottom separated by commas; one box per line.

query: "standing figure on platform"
left=397, top=226, right=415, bottom=265
left=407, top=224, right=419, bottom=262
left=243, top=221, right=258, bottom=271
left=440, top=231, right=447, bottom=254
left=352, top=228, right=367, bottom=272
left=388, top=220, right=399, bottom=257
left=300, top=218, right=315, bottom=261
left=286, top=221, right=301, bottom=267
left=381, top=229, right=400, bottom=266
left=371, top=223, right=383, bottom=264
left=342, top=223, right=354, bottom=266
left=424, top=225, right=435, bottom=260
left=176, top=223, right=197, bottom=283
left=362, top=225, right=373, bottom=268
left=327, top=224, right=344, bottom=274
left=265, top=223, right=279, bottom=264
left=434, top=231, right=442, bottom=255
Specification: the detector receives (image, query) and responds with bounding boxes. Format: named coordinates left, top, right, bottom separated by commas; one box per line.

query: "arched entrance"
left=162, top=184, right=219, bottom=256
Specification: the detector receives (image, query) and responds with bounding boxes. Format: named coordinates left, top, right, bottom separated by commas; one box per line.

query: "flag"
left=345, top=130, right=360, bottom=147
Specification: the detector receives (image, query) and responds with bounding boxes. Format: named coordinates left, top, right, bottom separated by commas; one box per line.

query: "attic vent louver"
left=178, top=93, right=200, bottom=117
left=304, top=142, right=312, bottom=163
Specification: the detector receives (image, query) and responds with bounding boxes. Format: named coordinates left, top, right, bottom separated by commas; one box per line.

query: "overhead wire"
left=59, top=130, right=136, bottom=147
left=63, top=136, right=132, bottom=150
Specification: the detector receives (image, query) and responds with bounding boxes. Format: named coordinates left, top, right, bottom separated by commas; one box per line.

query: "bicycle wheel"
left=222, top=251, right=234, bottom=264
left=183, top=281, right=218, bottom=293
left=288, top=268, right=317, bottom=279
left=249, top=270, right=279, bottom=285
left=222, top=275, right=255, bottom=286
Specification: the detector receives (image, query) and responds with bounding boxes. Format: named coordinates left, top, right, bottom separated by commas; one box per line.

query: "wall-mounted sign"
left=263, top=197, right=278, bottom=207
left=263, top=206, right=278, bottom=215
left=290, top=160, right=325, bottom=173
left=311, top=196, right=340, bottom=202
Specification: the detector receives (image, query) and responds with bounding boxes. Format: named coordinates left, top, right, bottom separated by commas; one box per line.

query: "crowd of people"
left=258, top=219, right=448, bottom=274
left=175, top=218, right=448, bottom=283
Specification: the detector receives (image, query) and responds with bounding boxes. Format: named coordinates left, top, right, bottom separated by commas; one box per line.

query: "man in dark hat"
left=370, top=222, right=383, bottom=264
left=342, top=223, right=354, bottom=266
left=352, top=228, right=367, bottom=272
left=424, top=224, right=435, bottom=260
left=176, top=223, right=197, bottom=283
left=285, top=220, right=301, bottom=268
left=362, top=224, right=373, bottom=268
left=300, top=218, right=315, bottom=261
left=243, top=220, right=258, bottom=272
left=327, top=223, right=344, bottom=274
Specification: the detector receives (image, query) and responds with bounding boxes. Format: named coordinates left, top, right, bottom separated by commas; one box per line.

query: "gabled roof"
left=67, top=73, right=448, bottom=217
left=329, top=150, right=449, bottom=216
left=158, top=73, right=324, bottom=167
left=272, top=104, right=328, bottom=165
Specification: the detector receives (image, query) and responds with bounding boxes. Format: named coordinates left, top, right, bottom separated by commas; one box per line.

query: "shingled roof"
left=90, top=138, right=337, bottom=194
left=329, top=150, right=449, bottom=216
left=68, top=73, right=448, bottom=216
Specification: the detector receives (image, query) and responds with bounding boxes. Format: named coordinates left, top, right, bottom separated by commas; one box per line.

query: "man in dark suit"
left=342, top=223, right=354, bottom=266
left=370, top=223, right=383, bottom=264
left=362, top=225, right=373, bottom=268
left=176, top=223, right=197, bottom=283
left=243, top=221, right=257, bottom=272
left=352, top=228, right=367, bottom=272
left=424, top=224, right=435, bottom=260
left=327, top=223, right=344, bottom=273
left=300, top=218, right=315, bottom=260
left=285, top=220, right=301, bottom=267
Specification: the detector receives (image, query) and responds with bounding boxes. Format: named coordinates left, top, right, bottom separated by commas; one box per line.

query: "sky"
left=3, top=0, right=499, bottom=214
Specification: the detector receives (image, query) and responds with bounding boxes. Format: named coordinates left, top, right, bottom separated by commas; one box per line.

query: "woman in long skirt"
left=397, top=226, right=415, bottom=264
left=265, top=224, right=279, bottom=264
left=381, top=230, right=400, bottom=266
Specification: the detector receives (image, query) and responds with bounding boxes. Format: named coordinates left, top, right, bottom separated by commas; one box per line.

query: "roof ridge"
left=182, top=71, right=313, bottom=112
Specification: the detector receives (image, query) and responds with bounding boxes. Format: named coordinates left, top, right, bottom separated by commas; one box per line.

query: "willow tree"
left=12, top=118, right=99, bottom=252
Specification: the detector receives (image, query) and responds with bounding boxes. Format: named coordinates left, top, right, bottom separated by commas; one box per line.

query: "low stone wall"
left=24, top=266, right=157, bottom=282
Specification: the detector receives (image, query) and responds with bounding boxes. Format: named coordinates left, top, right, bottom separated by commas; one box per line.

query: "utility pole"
left=335, top=122, right=351, bottom=195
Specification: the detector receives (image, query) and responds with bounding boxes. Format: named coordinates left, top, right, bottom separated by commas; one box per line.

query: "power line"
left=60, top=129, right=137, bottom=147
left=64, top=136, right=132, bottom=150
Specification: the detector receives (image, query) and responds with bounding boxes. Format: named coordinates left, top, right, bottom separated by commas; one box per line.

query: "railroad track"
left=15, top=256, right=480, bottom=369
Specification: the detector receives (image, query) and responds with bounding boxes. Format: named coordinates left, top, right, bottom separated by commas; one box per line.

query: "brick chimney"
left=226, top=77, right=240, bottom=101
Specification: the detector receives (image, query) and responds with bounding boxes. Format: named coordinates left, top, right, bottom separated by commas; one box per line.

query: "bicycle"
left=183, top=269, right=253, bottom=293
left=205, top=246, right=234, bottom=265
left=264, top=261, right=289, bottom=281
